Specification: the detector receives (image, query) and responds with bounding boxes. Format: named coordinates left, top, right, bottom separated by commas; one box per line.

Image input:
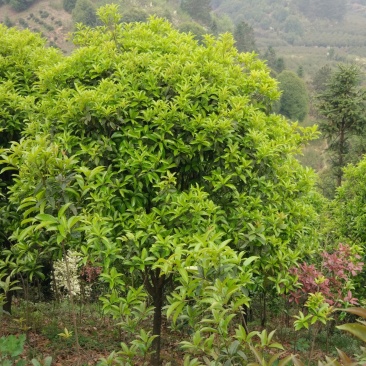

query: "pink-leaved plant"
left=289, top=243, right=363, bottom=306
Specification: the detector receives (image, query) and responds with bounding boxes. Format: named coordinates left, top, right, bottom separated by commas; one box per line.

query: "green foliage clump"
left=276, top=70, right=309, bottom=122
left=233, top=20, right=257, bottom=53
left=262, top=46, right=285, bottom=75
left=312, top=64, right=333, bottom=94
left=331, top=157, right=366, bottom=245
left=63, top=0, right=76, bottom=13
left=0, top=334, right=52, bottom=366
left=0, top=334, right=27, bottom=366
left=72, top=0, right=97, bottom=26
left=9, top=0, right=35, bottom=12
left=122, top=7, right=148, bottom=23
left=181, top=0, right=212, bottom=25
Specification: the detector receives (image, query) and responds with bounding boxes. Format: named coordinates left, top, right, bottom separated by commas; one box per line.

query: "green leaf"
left=269, top=342, right=284, bottom=350
left=243, top=256, right=259, bottom=267
left=67, top=216, right=81, bottom=230
left=173, top=302, right=186, bottom=324
left=35, top=214, right=58, bottom=224
left=336, top=307, right=366, bottom=319
left=228, top=340, right=240, bottom=355
left=289, top=355, right=305, bottom=366
left=178, top=267, right=189, bottom=284
left=166, top=301, right=185, bottom=320
left=17, top=225, right=35, bottom=241
left=278, top=355, right=295, bottom=366
left=337, top=323, right=366, bottom=343
left=58, top=203, right=72, bottom=219
left=268, top=352, right=283, bottom=366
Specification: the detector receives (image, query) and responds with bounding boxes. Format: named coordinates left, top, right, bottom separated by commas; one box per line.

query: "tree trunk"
left=3, top=289, right=13, bottom=314
left=337, top=125, right=345, bottom=187
left=144, top=268, right=166, bottom=366
left=151, top=284, right=164, bottom=366
left=261, top=291, right=267, bottom=327
left=2, top=238, right=14, bottom=315
left=241, top=304, right=250, bottom=333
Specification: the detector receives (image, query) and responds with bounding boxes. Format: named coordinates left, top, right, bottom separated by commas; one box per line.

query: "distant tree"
left=123, top=7, right=148, bottom=23
left=63, top=0, right=77, bottom=13
left=233, top=20, right=257, bottom=53
left=178, top=21, right=206, bottom=43
left=181, top=0, right=212, bottom=25
left=283, top=15, right=303, bottom=36
left=277, top=70, right=308, bottom=122
left=297, top=65, right=304, bottom=78
left=312, top=64, right=332, bottom=93
left=210, top=13, right=234, bottom=36
left=263, top=46, right=285, bottom=75
left=317, top=64, right=366, bottom=187
left=3, top=16, right=14, bottom=27
left=72, top=0, right=97, bottom=26
left=9, top=0, right=34, bottom=12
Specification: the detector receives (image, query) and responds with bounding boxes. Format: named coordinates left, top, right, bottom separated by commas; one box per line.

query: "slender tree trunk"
left=151, top=284, right=164, bottom=366
left=144, top=268, right=166, bottom=366
left=2, top=238, right=13, bottom=314
left=261, top=291, right=267, bottom=327
left=337, top=125, right=345, bottom=187
left=3, top=289, right=13, bottom=314
left=241, top=303, right=250, bottom=333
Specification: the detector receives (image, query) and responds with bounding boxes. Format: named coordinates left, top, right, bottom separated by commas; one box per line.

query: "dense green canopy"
left=1, top=6, right=320, bottom=363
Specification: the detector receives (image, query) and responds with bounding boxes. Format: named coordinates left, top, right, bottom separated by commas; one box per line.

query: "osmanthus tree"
left=2, top=5, right=320, bottom=364
left=0, top=25, right=61, bottom=314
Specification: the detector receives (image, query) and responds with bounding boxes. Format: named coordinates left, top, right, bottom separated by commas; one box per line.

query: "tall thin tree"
left=317, top=64, right=366, bottom=187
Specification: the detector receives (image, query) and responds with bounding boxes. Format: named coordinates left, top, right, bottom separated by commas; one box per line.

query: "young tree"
left=72, top=0, right=97, bottom=26
left=8, top=0, right=35, bottom=12
left=63, top=0, right=77, bottom=13
left=263, top=46, right=285, bottom=75
left=312, top=64, right=332, bottom=94
left=317, top=64, right=366, bottom=187
left=2, top=5, right=320, bottom=364
left=276, top=70, right=309, bottom=122
left=180, top=0, right=212, bottom=25
left=233, top=20, right=257, bottom=53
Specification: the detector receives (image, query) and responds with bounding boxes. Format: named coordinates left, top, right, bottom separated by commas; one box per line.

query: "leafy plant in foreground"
left=0, top=334, right=26, bottom=366
left=0, top=334, right=52, bottom=366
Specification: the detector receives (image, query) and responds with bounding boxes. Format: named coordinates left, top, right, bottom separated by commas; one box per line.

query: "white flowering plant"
left=53, top=250, right=100, bottom=301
